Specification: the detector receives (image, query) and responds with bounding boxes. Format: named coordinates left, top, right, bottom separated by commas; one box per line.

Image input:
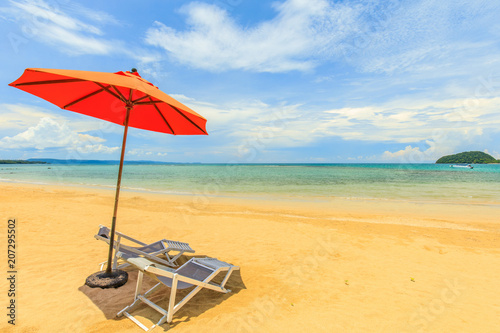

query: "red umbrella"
left=9, top=68, right=207, bottom=287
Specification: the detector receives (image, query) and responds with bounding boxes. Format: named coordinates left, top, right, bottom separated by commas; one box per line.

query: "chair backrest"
left=116, top=240, right=168, bottom=260
left=177, top=261, right=213, bottom=282
left=136, top=240, right=166, bottom=253
left=157, top=261, right=213, bottom=290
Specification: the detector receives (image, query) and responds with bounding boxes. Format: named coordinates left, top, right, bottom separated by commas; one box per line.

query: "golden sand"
left=0, top=183, right=499, bottom=332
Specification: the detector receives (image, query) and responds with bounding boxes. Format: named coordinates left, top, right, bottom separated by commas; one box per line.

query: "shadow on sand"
left=79, top=255, right=246, bottom=331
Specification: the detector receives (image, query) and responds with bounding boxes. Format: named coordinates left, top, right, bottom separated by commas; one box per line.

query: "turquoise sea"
left=1, top=163, right=499, bottom=204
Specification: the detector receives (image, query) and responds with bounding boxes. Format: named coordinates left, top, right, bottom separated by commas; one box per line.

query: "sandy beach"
left=1, top=182, right=499, bottom=332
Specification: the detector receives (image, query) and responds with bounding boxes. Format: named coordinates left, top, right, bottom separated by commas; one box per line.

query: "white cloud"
left=382, top=145, right=433, bottom=163
left=76, top=144, right=118, bottom=154
left=3, top=94, right=496, bottom=162
left=11, top=0, right=104, bottom=35
left=318, top=96, right=500, bottom=144
left=0, top=117, right=77, bottom=149
left=0, top=0, right=159, bottom=62
left=169, top=94, right=196, bottom=103
left=340, top=0, right=500, bottom=75
left=484, top=149, right=500, bottom=159
left=0, top=117, right=118, bottom=154
left=60, top=2, right=121, bottom=26
left=381, top=124, right=488, bottom=162
left=127, top=149, right=139, bottom=156
left=126, top=149, right=168, bottom=158
left=143, top=0, right=500, bottom=75
left=145, top=0, right=358, bottom=72
left=2, top=0, right=112, bottom=55
left=0, top=104, right=57, bottom=130
left=0, top=103, right=125, bottom=135
left=4, top=0, right=497, bottom=77
left=176, top=92, right=500, bottom=160
left=78, top=134, right=105, bottom=143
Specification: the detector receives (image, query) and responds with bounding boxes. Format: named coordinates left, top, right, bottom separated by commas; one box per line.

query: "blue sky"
left=1, top=0, right=499, bottom=163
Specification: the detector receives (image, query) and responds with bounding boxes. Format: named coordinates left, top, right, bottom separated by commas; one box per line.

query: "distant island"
left=0, top=160, right=47, bottom=164
left=25, top=158, right=188, bottom=165
left=0, top=158, right=198, bottom=165
left=436, top=151, right=499, bottom=164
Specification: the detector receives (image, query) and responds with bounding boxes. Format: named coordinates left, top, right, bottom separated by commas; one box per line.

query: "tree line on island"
left=0, top=160, right=47, bottom=164
left=0, top=159, right=194, bottom=165
left=435, top=151, right=499, bottom=164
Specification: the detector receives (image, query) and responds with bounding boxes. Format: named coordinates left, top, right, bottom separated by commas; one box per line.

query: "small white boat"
left=450, top=164, right=473, bottom=169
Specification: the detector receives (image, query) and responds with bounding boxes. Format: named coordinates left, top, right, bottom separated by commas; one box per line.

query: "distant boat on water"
left=450, top=164, right=474, bottom=169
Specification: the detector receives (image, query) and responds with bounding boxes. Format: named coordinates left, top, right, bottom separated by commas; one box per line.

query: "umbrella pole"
left=105, top=106, right=132, bottom=275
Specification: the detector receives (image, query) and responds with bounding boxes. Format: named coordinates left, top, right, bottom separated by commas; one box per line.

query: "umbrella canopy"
left=9, top=68, right=207, bottom=286
left=9, top=68, right=207, bottom=135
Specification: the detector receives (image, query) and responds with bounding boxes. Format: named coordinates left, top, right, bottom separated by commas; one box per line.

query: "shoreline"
left=1, top=178, right=499, bottom=208
left=2, top=181, right=499, bottom=233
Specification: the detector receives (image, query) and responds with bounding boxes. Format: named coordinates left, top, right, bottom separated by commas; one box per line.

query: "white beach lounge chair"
left=95, top=225, right=195, bottom=270
left=117, top=255, right=239, bottom=331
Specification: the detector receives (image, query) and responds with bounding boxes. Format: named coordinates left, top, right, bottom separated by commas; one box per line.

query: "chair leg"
left=167, top=251, right=184, bottom=265
left=166, top=273, right=178, bottom=323
left=117, top=278, right=162, bottom=318
left=135, top=271, right=144, bottom=299
left=117, top=264, right=237, bottom=330
left=117, top=278, right=171, bottom=331
left=156, top=314, right=168, bottom=328
left=172, top=285, right=203, bottom=316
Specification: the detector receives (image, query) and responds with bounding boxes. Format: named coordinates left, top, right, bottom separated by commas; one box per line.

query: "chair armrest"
left=95, top=234, right=110, bottom=243
left=117, top=232, right=148, bottom=246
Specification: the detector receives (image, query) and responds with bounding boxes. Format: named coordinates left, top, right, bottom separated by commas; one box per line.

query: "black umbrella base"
left=85, top=270, right=128, bottom=289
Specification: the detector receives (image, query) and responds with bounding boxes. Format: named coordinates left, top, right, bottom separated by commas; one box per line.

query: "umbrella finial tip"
left=131, top=68, right=137, bottom=73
